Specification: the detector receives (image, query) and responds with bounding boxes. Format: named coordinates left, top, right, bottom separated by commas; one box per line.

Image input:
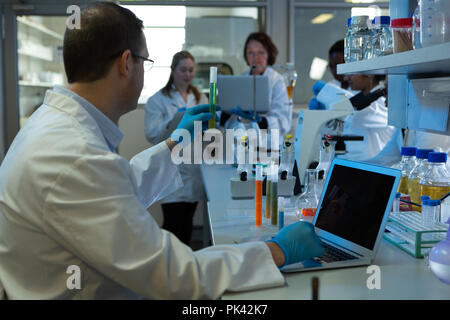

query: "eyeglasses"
left=132, top=53, right=154, bottom=72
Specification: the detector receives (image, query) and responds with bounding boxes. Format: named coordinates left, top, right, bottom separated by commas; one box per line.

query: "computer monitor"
left=216, top=75, right=269, bottom=112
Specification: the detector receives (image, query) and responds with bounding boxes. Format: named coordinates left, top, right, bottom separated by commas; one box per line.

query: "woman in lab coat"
left=145, top=51, right=208, bottom=245
left=340, top=74, right=396, bottom=162
left=225, top=32, right=291, bottom=141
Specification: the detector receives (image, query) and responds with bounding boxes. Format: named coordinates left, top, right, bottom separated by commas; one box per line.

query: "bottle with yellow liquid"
left=408, top=148, right=434, bottom=212
left=393, top=146, right=417, bottom=195
left=420, top=152, right=450, bottom=204
left=284, top=62, right=297, bottom=103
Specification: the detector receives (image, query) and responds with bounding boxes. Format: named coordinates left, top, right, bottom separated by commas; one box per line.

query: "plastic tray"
left=383, top=211, right=448, bottom=258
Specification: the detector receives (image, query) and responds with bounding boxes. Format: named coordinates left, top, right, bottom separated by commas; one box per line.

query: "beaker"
left=297, top=169, right=320, bottom=220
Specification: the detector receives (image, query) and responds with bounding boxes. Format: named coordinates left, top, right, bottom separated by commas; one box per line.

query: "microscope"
left=295, top=82, right=387, bottom=186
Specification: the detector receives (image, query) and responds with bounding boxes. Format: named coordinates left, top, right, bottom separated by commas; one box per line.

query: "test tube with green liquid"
left=265, top=165, right=272, bottom=220
left=208, top=67, right=217, bottom=129
left=270, top=164, right=279, bottom=226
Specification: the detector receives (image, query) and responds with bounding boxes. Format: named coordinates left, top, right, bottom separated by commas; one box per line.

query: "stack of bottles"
left=392, top=146, right=450, bottom=226
left=344, top=0, right=450, bottom=63
left=345, top=15, right=393, bottom=62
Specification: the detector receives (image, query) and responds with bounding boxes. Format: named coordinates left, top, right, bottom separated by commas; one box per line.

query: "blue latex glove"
left=308, top=97, right=326, bottom=110
left=171, top=104, right=221, bottom=144
left=267, top=221, right=324, bottom=267
left=231, top=106, right=261, bottom=122
left=312, top=80, right=327, bottom=96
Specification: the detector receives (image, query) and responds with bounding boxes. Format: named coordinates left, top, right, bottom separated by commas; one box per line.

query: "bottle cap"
left=430, top=199, right=441, bottom=206
left=421, top=195, right=431, bottom=201
left=391, top=18, right=413, bottom=28
left=416, top=148, right=434, bottom=159
left=428, top=152, right=447, bottom=163
left=401, top=146, right=417, bottom=156
left=395, top=192, right=401, bottom=199
left=373, top=16, right=390, bottom=26
left=347, top=17, right=351, bottom=27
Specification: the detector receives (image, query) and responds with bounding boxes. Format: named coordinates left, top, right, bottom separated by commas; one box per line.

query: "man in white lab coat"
left=0, top=2, right=323, bottom=299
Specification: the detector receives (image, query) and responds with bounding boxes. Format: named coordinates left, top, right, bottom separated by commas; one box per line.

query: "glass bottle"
left=393, top=146, right=417, bottom=195
left=348, top=16, right=371, bottom=62
left=420, top=152, right=450, bottom=202
left=284, top=62, right=298, bottom=104
left=371, top=16, right=393, bottom=58
left=344, top=17, right=353, bottom=62
left=408, top=148, right=434, bottom=211
left=297, top=169, right=320, bottom=220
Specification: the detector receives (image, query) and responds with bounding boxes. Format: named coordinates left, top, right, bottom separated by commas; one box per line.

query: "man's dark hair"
left=243, top=32, right=278, bottom=66
left=328, top=39, right=344, bottom=56
left=63, top=2, right=144, bottom=83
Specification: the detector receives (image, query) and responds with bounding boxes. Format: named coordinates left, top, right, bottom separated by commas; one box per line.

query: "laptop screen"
left=314, top=163, right=396, bottom=251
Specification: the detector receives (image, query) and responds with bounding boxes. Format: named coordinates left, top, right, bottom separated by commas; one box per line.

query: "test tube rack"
left=383, top=212, right=448, bottom=258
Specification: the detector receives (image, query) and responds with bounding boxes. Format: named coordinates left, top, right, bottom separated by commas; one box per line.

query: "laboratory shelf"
left=17, top=16, right=63, bottom=40
left=337, top=42, right=450, bottom=75
left=19, top=81, right=54, bottom=88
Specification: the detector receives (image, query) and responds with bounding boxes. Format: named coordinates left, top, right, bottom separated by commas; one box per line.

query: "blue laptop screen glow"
left=315, top=164, right=396, bottom=250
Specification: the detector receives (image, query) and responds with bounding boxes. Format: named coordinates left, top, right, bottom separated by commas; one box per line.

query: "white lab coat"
left=0, top=89, right=284, bottom=299
left=145, top=87, right=208, bottom=203
left=226, top=67, right=292, bottom=142
left=339, top=95, right=396, bottom=162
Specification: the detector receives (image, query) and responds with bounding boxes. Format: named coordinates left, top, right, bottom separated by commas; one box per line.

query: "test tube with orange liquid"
left=255, top=165, right=263, bottom=227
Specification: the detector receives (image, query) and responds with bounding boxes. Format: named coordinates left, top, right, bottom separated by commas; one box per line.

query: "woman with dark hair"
left=225, top=32, right=291, bottom=142
left=144, top=51, right=208, bottom=246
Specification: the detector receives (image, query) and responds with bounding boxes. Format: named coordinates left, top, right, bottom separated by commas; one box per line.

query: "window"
left=123, top=5, right=262, bottom=104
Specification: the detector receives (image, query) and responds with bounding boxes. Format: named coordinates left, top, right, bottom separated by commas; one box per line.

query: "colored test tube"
left=265, top=166, right=271, bottom=219
left=255, top=165, right=263, bottom=227
left=208, top=67, right=217, bottom=129
left=271, top=165, right=278, bottom=226
left=278, top=197, right=285, bottom=230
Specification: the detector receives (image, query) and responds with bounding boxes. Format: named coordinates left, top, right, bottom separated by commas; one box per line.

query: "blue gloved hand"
left=171, top=104, right=221, bottom=144
left=308, top=97, right=326, bottom=110
left=312, top=80, right=327, bottom=96
left=267, top=221, right=324, bottom=267
left=231, top=106, right=261, bottom=122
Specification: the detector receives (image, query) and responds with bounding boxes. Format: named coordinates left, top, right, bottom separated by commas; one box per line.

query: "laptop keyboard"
left=316, top=242, right=359, bottom=263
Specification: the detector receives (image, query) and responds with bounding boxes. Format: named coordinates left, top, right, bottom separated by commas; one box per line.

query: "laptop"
left=216, top=75, right=269, bottom=112
left=281, top=158, right=401, bottom=273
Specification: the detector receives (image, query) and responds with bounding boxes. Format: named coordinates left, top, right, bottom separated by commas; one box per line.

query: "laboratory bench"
left=200, top=164, right=450, bottom=300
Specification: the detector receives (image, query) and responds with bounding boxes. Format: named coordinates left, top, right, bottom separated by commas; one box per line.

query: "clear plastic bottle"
left=284, top=62, right=298, bottom=104
left=297, top=169, right=320, bottom=220
left=344, top=18, right=353, bottom=62
left=419, top=0, right=450, bottom=48
left=348, top=16, right=371, bottom=62
left=393, top=146, right=417, bottom=195
left=408, top=148, right=434, bottom=211
left=370, top=16, right=393, bottom=58
left=420, top=152, right=450, bottom=202
left=315, top=148, right=334, bottom=196
left=280, top=134, right=295, bottom=179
